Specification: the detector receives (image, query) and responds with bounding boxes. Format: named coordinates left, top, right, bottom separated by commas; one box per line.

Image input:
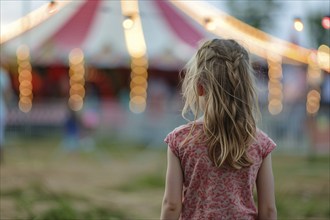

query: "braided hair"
left=181, top=39, right=259, bottom=169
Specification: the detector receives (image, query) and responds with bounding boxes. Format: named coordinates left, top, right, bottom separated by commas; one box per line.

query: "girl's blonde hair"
left=181, top=39, right=258, bottom=169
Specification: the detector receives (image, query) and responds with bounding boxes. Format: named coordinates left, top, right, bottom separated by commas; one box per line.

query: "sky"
left=0, top=0, right=329, bottom=48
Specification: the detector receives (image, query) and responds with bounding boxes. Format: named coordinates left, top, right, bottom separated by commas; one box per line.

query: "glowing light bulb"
left=48, top=1, right=58, bottom=14
left=204, top=18, right=216, bottom=31
left=123, top=16, right=134, bottom=29
left=293, top=18, right=304, bottom=32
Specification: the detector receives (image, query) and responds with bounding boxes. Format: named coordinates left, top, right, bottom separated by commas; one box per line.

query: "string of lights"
left=0, top=1, right=72, bottom=44
left=169, top=1, right=329, bottom=72
left=169, top=1, right=329, bottom=116
left=16, top=45, right=33, bottom=113
left=306, top=53, right=322, bottom=115
left=68, top=48, right=85, bottom=111
left=267, top=54, right=283, bottom=115
left=121, top=0, right=149, bottom=114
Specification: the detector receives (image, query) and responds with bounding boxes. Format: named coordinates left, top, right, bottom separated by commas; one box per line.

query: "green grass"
left=273, top=155, right=329, bottom=219
left=115, top=173, right=165, bottom=192
left=1, top=182, right=126, bottom=220
left=1, top=135, right=329, bottom=219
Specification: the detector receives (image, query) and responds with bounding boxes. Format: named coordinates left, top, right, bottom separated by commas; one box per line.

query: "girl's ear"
left=197, top=83, right=204, bottom=96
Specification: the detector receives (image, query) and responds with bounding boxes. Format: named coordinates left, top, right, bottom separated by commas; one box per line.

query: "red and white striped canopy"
left=1, top=0, right=212, bottom=70
left=2, top=0, right=328, bottom=72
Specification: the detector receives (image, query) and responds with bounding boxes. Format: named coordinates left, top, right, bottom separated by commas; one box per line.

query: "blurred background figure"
left=61, top=108, right=81, bottom=152
left=0, top=66, right=13, bottom=164
left=144, top=78, right=172, bottom=147
left=80, top=82, right=101, bottom=151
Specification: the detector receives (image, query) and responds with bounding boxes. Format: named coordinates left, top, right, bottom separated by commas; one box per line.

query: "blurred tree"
left=305, top=13, right=330, bottom=48
left=226, top=0, right=282, bottom=31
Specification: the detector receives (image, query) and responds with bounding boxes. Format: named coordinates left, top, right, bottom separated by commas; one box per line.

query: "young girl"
left=160, top=39, right=277, bottom=220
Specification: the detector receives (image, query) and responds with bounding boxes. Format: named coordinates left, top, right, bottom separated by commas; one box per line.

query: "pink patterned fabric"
left=164, top=121, right=276, bottom=220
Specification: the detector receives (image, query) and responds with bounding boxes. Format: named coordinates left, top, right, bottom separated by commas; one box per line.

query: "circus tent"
left=0, top=0, right=211, bottom=70
left=1, top=0, right=328, bottom=71
left=0, top=0, right=328, bottom=115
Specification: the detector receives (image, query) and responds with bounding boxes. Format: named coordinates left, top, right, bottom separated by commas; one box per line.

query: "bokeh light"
left=293, top=17, right=304, bottom=31
left=321, top=16, right=330, bottom=29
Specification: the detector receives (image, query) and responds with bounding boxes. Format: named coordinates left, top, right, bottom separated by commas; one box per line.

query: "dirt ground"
left=0, top=138, right=167, bottom=219
left=1, top=137, right=329, bottom=219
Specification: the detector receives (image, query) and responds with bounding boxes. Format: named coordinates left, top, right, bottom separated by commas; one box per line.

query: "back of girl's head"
left=181, top=39, right=258, bottom=169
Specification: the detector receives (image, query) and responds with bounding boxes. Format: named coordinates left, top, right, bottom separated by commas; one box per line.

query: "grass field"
left=0, top=135, right=329, bottom=220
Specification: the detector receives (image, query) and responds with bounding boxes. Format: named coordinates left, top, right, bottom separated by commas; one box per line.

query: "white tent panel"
left=82, top=1, right=129, bottom=68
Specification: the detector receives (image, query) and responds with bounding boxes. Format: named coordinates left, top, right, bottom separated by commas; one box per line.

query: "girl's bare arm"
left=256, top=154, right=277, bottom=220
left=160, top=148, right=183, bottom=220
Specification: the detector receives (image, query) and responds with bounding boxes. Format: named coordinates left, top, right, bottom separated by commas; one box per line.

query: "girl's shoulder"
left=164, top=122, right=203, bottom=147
left=252, top=128, right=277, bottom=158
left=166, top=123, right=193, bottom=139
left=167, top=121, right=203, bottom=137
left=255, top=128, right=276, bottom=144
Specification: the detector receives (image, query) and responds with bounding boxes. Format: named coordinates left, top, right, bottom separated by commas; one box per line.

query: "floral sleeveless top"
left=164, top=122, right=276, bottom=220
